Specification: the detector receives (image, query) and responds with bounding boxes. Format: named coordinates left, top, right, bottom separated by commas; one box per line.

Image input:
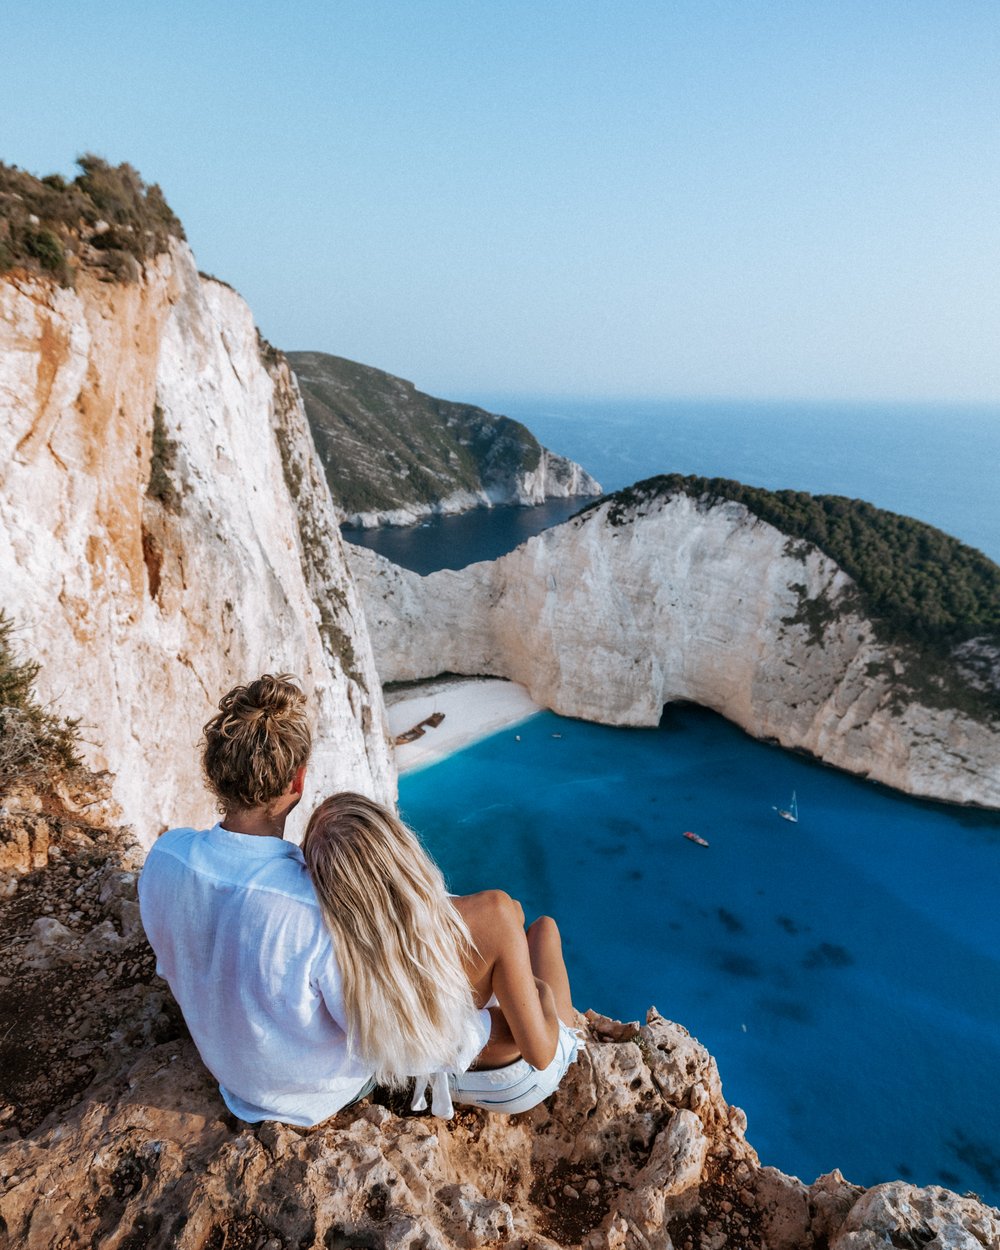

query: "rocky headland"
left=288, top=351, right=601, bottom=528
left=4, top=160, right=1000, bottom=1248
left=350, top=477, right=1000, bottom=808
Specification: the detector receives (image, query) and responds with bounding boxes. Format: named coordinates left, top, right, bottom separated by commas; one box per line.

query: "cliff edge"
left=288, top=351, right=601, bottom=528
left=1, top=161, right=395, bottom=842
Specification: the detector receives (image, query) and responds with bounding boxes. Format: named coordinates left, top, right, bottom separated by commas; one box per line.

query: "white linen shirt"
left=137, top=823, right=373, bottom=1125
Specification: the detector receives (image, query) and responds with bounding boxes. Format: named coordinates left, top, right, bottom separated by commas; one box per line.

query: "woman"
left=301, top=791, right=582, bottom=1117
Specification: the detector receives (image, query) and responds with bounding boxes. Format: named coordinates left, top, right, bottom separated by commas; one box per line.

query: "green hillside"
left=287, top=351, right=551, bottom=519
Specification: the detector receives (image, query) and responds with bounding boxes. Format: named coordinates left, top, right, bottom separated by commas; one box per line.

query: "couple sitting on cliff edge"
left=138, top=674, right=582, bottom=1125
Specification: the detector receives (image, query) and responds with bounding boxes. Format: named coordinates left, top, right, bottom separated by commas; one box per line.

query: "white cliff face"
left=343, top=451, right=601, bottom=529
left=350, top=492, right=1000, bottom=808
left=0, top=245, right=395, bottom=843
left=345, top=488, right=501, bottom=531
left=490, top=446, right=602, bottom=506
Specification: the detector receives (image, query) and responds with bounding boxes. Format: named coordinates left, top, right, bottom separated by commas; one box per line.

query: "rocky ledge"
left=2, top=780, right=998, bottom=1250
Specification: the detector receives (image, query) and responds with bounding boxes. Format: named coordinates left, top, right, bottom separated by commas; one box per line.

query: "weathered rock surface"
left=3, top=792, right=998, bottom=1250
left=0, top=251, right=394, bottom=843
left=288, top=351, right=601, bottom=528
left=350, top=490, right=1000, bottom=807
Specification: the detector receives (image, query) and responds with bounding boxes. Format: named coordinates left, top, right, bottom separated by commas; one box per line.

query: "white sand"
left=384, top=677, right=542, bottom=773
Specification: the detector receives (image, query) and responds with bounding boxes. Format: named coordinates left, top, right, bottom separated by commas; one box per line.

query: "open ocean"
left=355, top=400, right=1000, bottom=1202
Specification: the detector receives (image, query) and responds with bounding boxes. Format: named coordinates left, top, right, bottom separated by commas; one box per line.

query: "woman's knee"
left=527, top=914, right=561, bottom=947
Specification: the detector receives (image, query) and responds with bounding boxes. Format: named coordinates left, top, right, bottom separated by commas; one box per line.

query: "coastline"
left=384, top=677, right=542, bottom=773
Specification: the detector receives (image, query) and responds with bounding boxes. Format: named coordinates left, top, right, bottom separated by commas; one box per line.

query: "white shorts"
left=448, top=1022, right=582, bottom=1115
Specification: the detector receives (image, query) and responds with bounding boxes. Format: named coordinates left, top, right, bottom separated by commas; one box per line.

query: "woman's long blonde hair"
left=302, top=792, right=482, bottom=1086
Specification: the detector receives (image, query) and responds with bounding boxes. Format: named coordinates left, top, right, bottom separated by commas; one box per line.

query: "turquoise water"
left=399, top=705, right=1000, bottom=1203
left=381, top=400, right=1000, bottom=1198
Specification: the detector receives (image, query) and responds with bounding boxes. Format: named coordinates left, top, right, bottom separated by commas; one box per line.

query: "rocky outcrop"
left=3, top=789, right=997, bottom=1250
left=350, top=490, right=1000, bottom=807
left=288, top=351, right=601, bottom=528
left=0, top=248, right=394, bottom=844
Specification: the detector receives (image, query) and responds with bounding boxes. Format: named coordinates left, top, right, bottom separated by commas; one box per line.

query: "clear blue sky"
left=4, top=2, right=999, bottom=402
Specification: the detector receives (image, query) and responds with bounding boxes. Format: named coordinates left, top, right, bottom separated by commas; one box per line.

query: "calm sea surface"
left=367, top=401, right=999, bottom=1201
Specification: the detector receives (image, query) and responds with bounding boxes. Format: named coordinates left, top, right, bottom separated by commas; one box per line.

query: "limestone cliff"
left=350, top=484, right=1000, bottom=808
left=3, top=788, right=997, bottom=1250
left=288, top=351, right=601, bottom=527
left=0, top=244, right=394, bottom=843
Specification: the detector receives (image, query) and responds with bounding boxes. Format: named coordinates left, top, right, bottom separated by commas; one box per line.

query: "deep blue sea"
left=401, top=707, right=1000, bottom=1203
left=370, top=400, right=1000, bottom=1201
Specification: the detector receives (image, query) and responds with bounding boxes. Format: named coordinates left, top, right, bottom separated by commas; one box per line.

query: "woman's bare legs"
left=455, top=890, right=574, bottom=1069
left=526, top=915, right=574, bottom=1024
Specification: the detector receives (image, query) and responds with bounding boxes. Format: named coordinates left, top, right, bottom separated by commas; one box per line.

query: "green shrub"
left=0, top=154, right=185, bottom=286
left=97, top=249, right=141, bottom=284
left=0, top=613, right=80, bottom=788
left=147, top=404, right=181, bottom=512
left=23, top=227, right=64, bottom=271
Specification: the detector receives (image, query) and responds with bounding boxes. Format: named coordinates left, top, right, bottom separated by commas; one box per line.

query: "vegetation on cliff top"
left=590, top=474, right=1000, bottom=653
left=586, top=476, right=1000, bottom=720
left=287, top=351, right=550, bottom=518
left=0, top=155, right=184, bottom=286
left=0, top=613, right=80, bottom=789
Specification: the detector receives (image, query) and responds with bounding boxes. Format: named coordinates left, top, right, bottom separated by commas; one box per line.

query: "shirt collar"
left=206, top=822, right=302, bottom=858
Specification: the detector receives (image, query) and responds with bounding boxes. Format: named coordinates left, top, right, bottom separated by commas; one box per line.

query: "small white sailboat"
left=773, top=791, right=799, bottom=823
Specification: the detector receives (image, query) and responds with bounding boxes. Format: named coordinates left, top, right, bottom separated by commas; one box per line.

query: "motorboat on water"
left=683, top=831, right=710, bottom=847
left=773, top=791, right=799, bottom=823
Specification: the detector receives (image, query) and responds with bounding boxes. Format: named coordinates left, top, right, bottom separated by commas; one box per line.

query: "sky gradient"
left=4, top=2, right=999, bottom=402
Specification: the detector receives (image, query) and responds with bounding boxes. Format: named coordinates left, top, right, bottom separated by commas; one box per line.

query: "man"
left=138, top=674, right=375, bottom=1125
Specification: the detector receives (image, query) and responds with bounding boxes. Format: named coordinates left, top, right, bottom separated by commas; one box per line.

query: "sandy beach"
left=384, top=677, right=542, bottom=772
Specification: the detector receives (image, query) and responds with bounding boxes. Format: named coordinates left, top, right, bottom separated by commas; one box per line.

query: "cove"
left=398, top=704, right=1000, bottom=1205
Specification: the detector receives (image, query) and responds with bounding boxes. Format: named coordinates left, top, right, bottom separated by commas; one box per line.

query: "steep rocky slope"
left=4, top=781, right=997, bottom=1250
left=350, top=481, right=1000, bottom=807
left=288, top=351, right=601, bottom=527
left=1, top=232, right=394, bottom=844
